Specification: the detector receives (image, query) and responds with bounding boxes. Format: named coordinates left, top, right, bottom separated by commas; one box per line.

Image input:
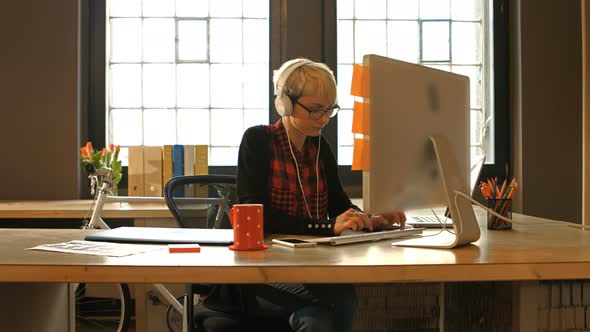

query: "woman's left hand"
left=370, top=211, right=407, bottom=230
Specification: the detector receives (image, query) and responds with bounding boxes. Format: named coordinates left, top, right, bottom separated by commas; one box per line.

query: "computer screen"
left=360, top=54, right=479, bottom=248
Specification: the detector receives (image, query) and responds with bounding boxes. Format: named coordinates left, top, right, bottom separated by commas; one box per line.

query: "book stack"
left=537, top=280, right=590, bottom=331
left=128, top=145, right=209, bottom=197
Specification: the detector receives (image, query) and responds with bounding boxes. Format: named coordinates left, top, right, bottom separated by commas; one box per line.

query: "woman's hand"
left=334, top=208, right=372, bottom=235
left=369, top=211, right=407, bottom=230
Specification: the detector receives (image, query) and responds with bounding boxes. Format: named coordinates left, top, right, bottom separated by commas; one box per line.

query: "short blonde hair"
left=273, top=59, right=337, bottom=105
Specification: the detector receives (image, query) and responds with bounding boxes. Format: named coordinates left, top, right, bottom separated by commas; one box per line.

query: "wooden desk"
left=0, top=200, right=172, bottom=219
left=1, top=211, right=589, bottom=283
left=2, top=206, right=590, bottom=331
left=0, top=199, right=174, bottom=332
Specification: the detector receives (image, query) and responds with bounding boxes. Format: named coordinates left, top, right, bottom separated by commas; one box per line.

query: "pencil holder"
left=486, top=198, right=512, bottom=230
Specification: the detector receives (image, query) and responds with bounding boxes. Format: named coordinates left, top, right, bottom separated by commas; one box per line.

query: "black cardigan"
left=237, top=125, right=361, bottom=236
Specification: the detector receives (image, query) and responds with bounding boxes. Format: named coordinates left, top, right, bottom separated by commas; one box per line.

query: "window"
left=87, top=0, right=508, bottom=192
left=106, top=0, right=269, bottom=166
left=336, top=0, right=494, bottom=169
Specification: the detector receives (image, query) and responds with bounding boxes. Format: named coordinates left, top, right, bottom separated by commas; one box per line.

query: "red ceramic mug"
left=228, top=204, right=268, bottom=251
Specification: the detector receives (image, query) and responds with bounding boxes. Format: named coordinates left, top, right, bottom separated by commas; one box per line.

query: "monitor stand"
left=394, top=135, right=480, bottom=249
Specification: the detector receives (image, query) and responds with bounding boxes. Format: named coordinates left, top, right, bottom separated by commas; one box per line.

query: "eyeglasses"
left=292, top=98, right=340, bottom=120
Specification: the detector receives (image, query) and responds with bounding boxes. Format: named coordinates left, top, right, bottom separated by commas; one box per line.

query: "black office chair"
left=164, top=175, right=290, bottom=332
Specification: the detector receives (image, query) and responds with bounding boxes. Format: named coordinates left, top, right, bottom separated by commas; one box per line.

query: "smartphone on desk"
left=272, top=238, right=317, bottom=248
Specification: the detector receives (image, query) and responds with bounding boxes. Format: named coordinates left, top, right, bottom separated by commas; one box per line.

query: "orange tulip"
left=80, top=147, right=88, bottom=158
left=86, top=142, right=93, bottom=155
left=109, top=143, right=115, bottom=153
left=101, top=147, right=107, bottom=157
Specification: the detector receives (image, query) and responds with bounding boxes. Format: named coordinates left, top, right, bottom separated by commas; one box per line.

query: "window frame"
left=83, top=0, right=509, bottom=197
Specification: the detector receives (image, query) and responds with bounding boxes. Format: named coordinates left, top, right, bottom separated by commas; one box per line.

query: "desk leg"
left=132, top=218, right=148, bottom=332
left=514, top=281, right=539, bottom=332
left=69, top=283, right=75, bottom=332
left=438, top=282, right=445, bottom=332
left=132, top=217, right=179, bottom=332
left=135, top=283, right=148, bottom=332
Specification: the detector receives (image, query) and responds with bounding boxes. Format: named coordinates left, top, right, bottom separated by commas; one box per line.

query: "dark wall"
left=511, top=0, right=583, bottom=222
left=0, top=0, right=82, bottom=199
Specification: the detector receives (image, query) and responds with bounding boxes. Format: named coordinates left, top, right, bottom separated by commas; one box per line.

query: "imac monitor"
left=362, top=54, right=480, bottom=248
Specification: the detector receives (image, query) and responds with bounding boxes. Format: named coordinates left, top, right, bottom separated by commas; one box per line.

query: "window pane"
left=387, top=21, right=419, bottom=63
left=143, top=19, right=175, bottom=62
left=452, top=22, right=481, bottom=64
left=110, top=0, right=141, bottom=16
left=451, top=0, right=481, bottom=20
left=110, top=64, right=142, bottom=107
left=107, top=1, right=269, bottom=166
left=470, top=109, right=483, bottom=146
left=471, top=146, right=484, bottom=166
left=452, top=65, right=482, bottom=108
left=177, top=64, right=209, bottom=108
left=178, top=20, right=208, bottom=61
left=210, top=147, right=239, bottom=166
left=177, top=109, right=210, bottom=145
left=210, top=0, right=242, bottom=17
left=338, top=146, right=353, bottom=165
left=355, top=0, right=386, bottom=19
left=210, top=109, right=243, bottom=146
left=338, top=20, right=354, bottom=64
left=388, top=0, right=418, bottom=19
left=421, top=21, right=450, bottom=61
left=244, top=64, right=268, bottom=108
left=143, top=109, right=176, bottom=145
left=337, top=0, right=489, bottom=167
left=110, top=109, right=143, bottom=145
left=337, top=109, right=354, bottom=146
left=176, top=0, right=208, bottom=17
left=210, top=19, right=242, bottom=63
left=143, top=64, right=175, bottom=107
left=143, top=0, right=175, bottom=17
left=243, top=19, right=268, bottom=63
left=244, top=109, right=267, bottom=129
left=337, top=64, right=354, bottom=109
left=338, top=0, right=354, bottom=19
left=110, top=19, right=142, bottom=62
left=243, top=0, right=269, bottom=18
left=354, top=21, right=386, bottom=63
left=420, top=0, right=450, bottom=19
left=210, top=64, right=243, bottom=108
left=425, top=64, right=451, bottom=72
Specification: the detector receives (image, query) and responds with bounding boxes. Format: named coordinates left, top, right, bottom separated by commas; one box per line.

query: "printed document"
left=28, top=240, right=165, bottom=257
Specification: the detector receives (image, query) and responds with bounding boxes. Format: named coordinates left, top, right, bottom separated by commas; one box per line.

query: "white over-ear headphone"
left=274, top=58, right=313, bottom=116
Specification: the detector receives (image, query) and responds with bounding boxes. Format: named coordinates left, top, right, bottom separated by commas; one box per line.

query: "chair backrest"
left=164, top=175, right=237, bottom=229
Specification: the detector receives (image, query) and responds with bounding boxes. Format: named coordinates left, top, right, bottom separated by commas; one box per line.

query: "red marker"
left=168, top=244, right=201, bottom=253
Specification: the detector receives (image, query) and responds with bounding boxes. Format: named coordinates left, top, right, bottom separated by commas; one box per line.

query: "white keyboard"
left=309, top=227, right=423, bottom=245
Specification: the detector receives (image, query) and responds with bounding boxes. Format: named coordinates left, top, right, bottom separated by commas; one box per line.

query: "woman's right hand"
left=333, top=208, right=372, bottom=235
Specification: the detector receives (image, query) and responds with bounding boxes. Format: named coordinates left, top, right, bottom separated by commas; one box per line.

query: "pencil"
left=499, top=179, right=507, bottom=198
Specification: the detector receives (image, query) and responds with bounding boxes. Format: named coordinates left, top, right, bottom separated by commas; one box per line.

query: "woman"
left=234, top=58, right=406, bottom=332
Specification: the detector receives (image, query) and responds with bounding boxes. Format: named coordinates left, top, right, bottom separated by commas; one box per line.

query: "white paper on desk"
left=28, top=240, right=165, bottom=257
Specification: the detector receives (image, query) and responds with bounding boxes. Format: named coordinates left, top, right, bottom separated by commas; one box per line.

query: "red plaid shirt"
left=268, top=120, right=328, bottom=220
